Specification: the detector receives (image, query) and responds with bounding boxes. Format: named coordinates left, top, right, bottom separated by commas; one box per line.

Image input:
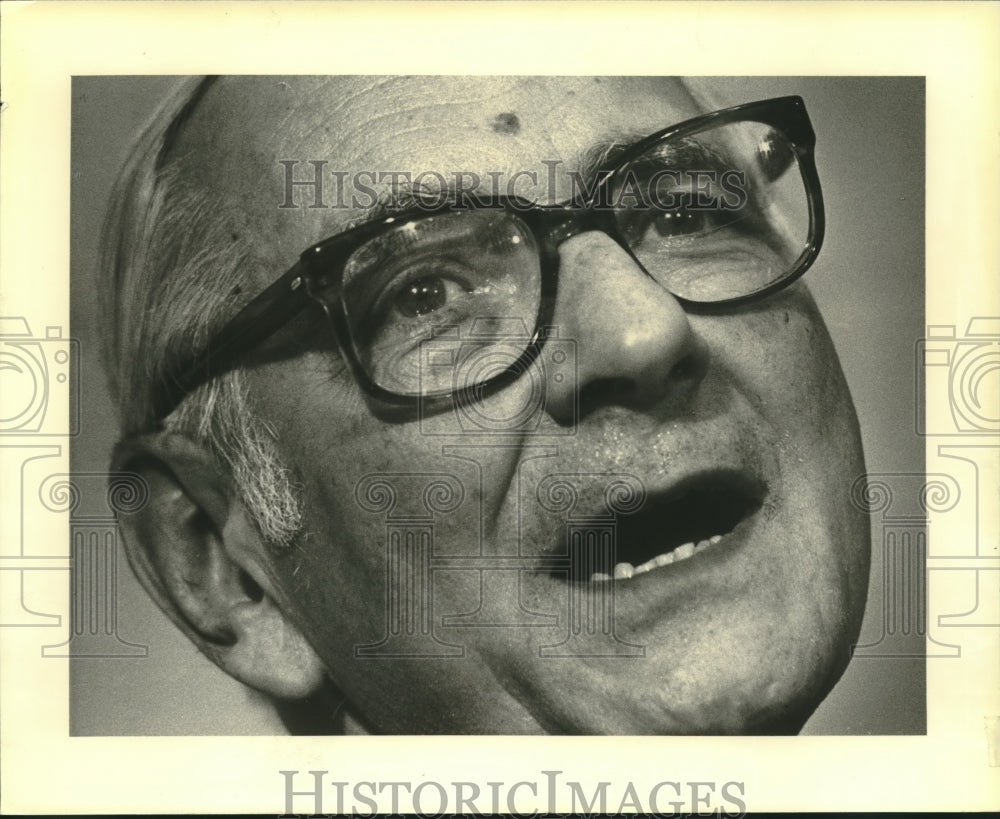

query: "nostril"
left=573, top=346, right=708, bottom=417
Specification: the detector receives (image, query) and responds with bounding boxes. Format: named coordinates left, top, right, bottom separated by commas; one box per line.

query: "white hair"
left=99, top=77, right=301, bottom=549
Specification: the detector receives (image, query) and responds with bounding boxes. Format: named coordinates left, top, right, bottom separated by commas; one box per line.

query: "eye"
left=621, top=205, right=727, bottom=247
left=376, top=259, right=476, bottom=324
left=647, top=207, right=716, bottom=238
left=393, top=274, right=465, bottom=317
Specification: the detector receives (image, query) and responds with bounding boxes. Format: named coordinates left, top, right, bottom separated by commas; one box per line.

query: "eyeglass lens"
left=330, top=118, right=810, bottom=397
left=612, top=120, right=808, bottom=302
left=340, top=210, right=543, bottom=395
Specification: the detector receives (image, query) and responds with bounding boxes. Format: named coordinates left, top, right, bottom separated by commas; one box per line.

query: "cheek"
left=711, top=291, right=869, bottom=602
left=245, top=363, right=553, bottom=729
left=245, top=356, right=534, bottom=619
left=722, top=291, right=859, bottom=442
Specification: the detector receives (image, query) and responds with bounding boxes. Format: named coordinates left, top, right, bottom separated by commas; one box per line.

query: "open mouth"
left=561, top=470, right=765, bottom=582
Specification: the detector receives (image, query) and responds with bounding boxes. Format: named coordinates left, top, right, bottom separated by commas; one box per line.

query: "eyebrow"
left=574, top=136, right=640, bottom=184
left=342, top=135, right=645, bottom=229
left=342, top=128, right=741, bottom=231
left=352, top=182, right=460, bottom=226
left=581, top=132, right=745, bottom=178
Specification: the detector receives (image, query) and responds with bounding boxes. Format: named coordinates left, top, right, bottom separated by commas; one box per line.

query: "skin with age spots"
left=492, top=112, right=521, bottom=135
left=120, top=76, right=869, bottom=735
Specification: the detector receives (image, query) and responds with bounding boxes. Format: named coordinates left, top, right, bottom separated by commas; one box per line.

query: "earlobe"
left=112, top=433, right=326, bottom=700
left=224, top=596, right=327, bottom=698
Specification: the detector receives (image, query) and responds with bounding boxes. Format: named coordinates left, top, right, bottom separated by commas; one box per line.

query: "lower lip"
left=514, top=509, right=764, bottom=633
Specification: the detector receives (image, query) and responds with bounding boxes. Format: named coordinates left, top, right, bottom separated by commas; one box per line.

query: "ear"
left=112, top=433, right=325, bottom=700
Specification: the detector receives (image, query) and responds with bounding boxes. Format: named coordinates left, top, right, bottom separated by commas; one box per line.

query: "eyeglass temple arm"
left=153, top=262, right=312, bottom=421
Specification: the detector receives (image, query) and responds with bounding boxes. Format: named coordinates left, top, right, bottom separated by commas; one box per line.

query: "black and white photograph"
left=70, top=74, right=925, bottom=739
left=1, top=2, right=997, bottom=815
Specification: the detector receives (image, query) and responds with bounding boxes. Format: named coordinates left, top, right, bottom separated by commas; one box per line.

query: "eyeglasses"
left=154, top=95, right=824, bottom=420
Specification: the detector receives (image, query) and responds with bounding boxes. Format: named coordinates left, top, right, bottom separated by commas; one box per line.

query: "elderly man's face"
left=176, top=76, right=869, bottom=733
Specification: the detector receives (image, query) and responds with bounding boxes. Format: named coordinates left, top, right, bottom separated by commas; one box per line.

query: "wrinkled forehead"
left=170, top=76, right=704, bottom=271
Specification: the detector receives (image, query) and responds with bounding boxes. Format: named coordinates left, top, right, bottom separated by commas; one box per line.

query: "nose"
left=544, top=231, right=708, bottom=422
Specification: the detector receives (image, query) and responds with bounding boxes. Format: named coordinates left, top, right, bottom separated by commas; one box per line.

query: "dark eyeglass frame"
left=153, top=95, right=824, bottom=421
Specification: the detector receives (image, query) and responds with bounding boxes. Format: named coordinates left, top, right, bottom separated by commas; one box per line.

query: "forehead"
left=173, top=76, right=704, bottom=270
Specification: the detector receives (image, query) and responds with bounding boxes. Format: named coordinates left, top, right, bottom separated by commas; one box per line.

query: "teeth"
left=613, top=562, right=634, bottom=579
left=590, top=563, right=637, bottom=581
left=594, top=533, right=725, bottom=581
